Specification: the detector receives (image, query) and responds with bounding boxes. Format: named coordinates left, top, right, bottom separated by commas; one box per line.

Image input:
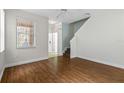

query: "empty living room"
left=0, top=9, right=124, bottom=83
left=1, top=0, right=124, bottom=93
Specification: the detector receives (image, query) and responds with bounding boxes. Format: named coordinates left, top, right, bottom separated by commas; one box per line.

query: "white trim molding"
left=5, top=57, right=48, bottom=68
left=78, top=56, right=124, bottom=69
left=0, top=66, right=5, bottom=81
left=0, top=57, right=48, bottom=81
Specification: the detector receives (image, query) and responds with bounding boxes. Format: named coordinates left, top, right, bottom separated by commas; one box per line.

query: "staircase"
left=63, top=48, right=70, bottom=57
left=70, top=17, right=90, bottom=58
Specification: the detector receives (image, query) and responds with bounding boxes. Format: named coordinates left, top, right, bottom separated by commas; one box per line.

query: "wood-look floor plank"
left=1, top=56, right=124, bottom=83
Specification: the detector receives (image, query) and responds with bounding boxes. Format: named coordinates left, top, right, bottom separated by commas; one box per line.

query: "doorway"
left=48, top=20, right=62, bottom=58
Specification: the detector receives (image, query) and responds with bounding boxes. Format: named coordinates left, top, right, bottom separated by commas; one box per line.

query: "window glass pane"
left=16, top=18, right=35, bottom=48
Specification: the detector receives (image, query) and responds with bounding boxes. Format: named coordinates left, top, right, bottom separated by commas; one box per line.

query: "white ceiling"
left=23, top=9, right=91, bottom=23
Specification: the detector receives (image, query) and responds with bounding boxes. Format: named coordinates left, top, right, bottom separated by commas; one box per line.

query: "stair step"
left=63, top=48, right=70, bottom=57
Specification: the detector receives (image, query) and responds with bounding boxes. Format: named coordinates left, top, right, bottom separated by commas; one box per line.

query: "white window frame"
left=0, top=9, right=5, bottom=53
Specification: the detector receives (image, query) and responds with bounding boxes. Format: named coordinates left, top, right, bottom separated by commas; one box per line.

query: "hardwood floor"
left=1, top=56, right=124, bottom=83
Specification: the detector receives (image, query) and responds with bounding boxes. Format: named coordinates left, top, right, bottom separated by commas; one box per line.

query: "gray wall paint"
left=76, top=10, right=124, bottom=68
left=0, top=52, right=5, bottom=79
left=62, top=23, right=71, bottom=51
left=62, top=18, right=88, bottom=52
left=71, top=18, right=89, bottom=34
left=5, top=10, right=48, bottom=67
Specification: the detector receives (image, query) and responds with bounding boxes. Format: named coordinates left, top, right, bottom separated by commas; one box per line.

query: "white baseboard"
left=0, top=57, right=48, bottom=81
left=0, top=66, right=5, bottom=81
left=5, top=57, right=48, bottom=68
left=78, top=56, right=124, bottom=69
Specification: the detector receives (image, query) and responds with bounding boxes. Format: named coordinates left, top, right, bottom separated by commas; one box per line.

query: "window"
left=16, top=18, right=35, bottom=48
left=0, top=9, right=5, bottom=53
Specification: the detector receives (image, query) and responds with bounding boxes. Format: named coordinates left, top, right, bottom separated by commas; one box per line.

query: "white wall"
left=5, top=10, right=48, bottom=67
left=72, top=10, right=124, bottom=68
left=0, top=9, right=5, bottom=80
left=70, top=36, right=77, bottom=58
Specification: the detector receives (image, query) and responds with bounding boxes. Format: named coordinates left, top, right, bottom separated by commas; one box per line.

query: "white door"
left=48, top=32, right=58, bottom=53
